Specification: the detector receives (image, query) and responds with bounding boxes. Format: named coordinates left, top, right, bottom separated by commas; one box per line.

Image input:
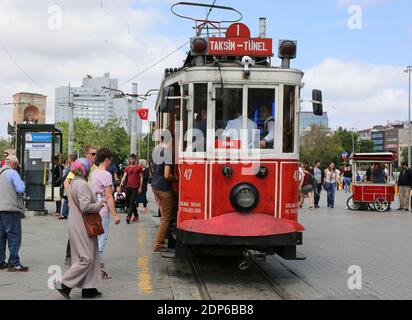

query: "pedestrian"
left=299, top=165, right=315, bottom=210
left=137, top=159, right=150, bottom=214
left=0, top=151, right=9, bottom=168
left=343, top=167, right=353, bottom=193
left=119, top=154, right=143, bottom=224
left=53, top=155, right=64, bottom=217
left=90, top=148, right=121, bottom=279
left=313, top=160, right=323, bottom=209
left=63, top=146, right=98, bottom=266
left=151, top=132, right=177, bottom=253
left=397, top=162, right=412, bottom=211
left=59, top=154, right=77, bottom=220
left=55, top=158, right=105, bottom=300
left=324, top=163, right=340, bottom=209
left=0, top=155, right=29, bottom=272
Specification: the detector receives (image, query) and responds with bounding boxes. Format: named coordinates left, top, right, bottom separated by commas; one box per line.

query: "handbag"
left=71, top=188, right=104, bottom=238
left=301, top=185, right=314, bottom=194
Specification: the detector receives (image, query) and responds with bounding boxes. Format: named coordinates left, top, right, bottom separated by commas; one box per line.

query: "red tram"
left=154, top=3, right=323, bottom=259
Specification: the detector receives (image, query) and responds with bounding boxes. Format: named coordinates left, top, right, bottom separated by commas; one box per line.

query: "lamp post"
left=406, top=66, right=412, bottom=167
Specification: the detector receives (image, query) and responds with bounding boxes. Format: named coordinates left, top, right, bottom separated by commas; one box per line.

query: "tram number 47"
left=184, top=169, right=193, bottom=181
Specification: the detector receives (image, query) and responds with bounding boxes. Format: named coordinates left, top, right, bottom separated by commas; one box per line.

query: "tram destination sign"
left=208, top=23, right=273, bottom=57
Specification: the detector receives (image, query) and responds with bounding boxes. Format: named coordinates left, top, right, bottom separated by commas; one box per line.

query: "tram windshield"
left=248, top=89, right=276, bottom=150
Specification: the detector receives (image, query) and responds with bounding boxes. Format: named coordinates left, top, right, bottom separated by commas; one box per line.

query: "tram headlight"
left=230, top=184, right=260, bottom=213
left=191, top=38, right=208, bottom=56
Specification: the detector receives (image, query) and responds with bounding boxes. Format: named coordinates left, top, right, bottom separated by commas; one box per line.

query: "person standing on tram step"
left=137, top=159, right=150, bottom=214
left=63, top=146, right=98, bottom=266
left=90, top=148, right=121, bottom=279
left=119, top=154, right=143, bottom=224
left=55, top=158, right=105, bottom=300
left=0, top=155, right=29, bottom=272
left=397, top=162, right=412, bottom=212
left=324, top=163, right=340, bottom=209
left=151, top=132, right=177, bottom=254
left=313, top=160, right=324, bottom=209
left=299, top=165, right=315, bottom=210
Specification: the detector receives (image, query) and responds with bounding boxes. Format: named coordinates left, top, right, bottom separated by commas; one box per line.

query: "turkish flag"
left=136, top=108, right=149, bottom=120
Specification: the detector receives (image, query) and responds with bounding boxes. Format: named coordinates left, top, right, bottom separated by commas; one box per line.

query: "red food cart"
left=347, top=153, right=397, bottom=212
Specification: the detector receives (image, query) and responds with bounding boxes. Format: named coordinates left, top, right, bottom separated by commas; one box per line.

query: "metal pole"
left=68, top=82, right=74, bottom=155
left=407, top=66, right=412, bottom=168
left=131, top=83, right=138, bottom=155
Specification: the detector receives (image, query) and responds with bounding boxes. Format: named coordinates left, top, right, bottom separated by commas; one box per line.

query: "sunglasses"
left=89, top=153, right=97, bottom=156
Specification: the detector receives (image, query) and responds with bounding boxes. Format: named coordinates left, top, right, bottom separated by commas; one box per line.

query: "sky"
left=0, top=0, right=411, bottom=138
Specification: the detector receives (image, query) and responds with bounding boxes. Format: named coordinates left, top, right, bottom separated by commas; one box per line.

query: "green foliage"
left=300, top=125, right=343, bottom=168
left=358, top=140, right=375, bottom=153
left=0, top=139, right=11, bottom=156
left=57, top=118, right=132, bottom=164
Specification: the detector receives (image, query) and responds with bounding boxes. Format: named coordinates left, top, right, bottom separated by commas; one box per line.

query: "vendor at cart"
left=371, top=163, right=386, bottom=184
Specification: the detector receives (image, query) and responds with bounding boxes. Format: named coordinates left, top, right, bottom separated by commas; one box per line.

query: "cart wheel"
left=347, top=196, right=361, bottom=211
left=374, top=198, right=390, bottom=212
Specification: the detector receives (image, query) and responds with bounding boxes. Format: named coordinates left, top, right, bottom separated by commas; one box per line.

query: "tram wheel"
left=347, top=196, right=361, bottom=211
left=373, top=198, right=390, bottom=213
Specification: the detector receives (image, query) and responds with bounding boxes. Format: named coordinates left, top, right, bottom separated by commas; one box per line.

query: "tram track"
left=188, top=254, right=289, bottom=301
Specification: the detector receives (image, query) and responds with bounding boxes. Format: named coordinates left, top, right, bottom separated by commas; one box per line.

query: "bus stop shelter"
left=16, top=124, right=63, bottom=213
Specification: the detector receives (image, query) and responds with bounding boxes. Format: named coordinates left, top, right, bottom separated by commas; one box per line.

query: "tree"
left=57, top=119, right=130, bottom=164
left=300, top=125, right=343, bottom=168
left=0, top=139, right=11, bottom=156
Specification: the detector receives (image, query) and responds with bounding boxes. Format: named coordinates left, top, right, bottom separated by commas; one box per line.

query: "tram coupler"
left=239, top=250, right=267, bottom=270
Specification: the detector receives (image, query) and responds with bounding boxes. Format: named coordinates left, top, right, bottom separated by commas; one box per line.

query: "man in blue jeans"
left=0, top=155, right=29, bottom=272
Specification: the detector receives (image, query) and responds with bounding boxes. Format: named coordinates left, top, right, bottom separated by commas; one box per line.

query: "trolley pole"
left=131, top=83, right=138, bottom=156
left=68, top=82, right=74, bottom=155
left=406, top=66, right=412, bottom=168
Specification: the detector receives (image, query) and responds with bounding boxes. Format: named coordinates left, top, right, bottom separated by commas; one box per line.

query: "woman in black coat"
left=137, top=160, right=150, bottom=213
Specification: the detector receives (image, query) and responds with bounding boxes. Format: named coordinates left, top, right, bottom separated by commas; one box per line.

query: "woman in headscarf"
left=55, top=158, right=105, bottom=299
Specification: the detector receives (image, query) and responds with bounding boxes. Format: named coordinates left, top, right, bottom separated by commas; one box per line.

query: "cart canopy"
left=350, top=153, right=397, bottom=162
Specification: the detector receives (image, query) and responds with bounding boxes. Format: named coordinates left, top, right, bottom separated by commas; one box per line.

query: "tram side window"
left=192, top=84, right=208, bottom=152
left=215, top=88, right=244, bottom=148
left=283, top=86, right=296, bottom=154
left=182, top=85, right=189, bottom=151
left=248, top=89, right=276, bottom=150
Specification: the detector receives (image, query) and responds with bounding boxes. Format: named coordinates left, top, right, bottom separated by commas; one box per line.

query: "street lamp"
left=405, top=66, right=412, bottom=168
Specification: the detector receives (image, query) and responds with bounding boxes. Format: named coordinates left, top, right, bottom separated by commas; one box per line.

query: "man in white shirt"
left=222, top=114, right=259, bottom=149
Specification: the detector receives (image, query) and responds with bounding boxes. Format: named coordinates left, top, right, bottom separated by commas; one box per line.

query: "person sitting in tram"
left=193, top=109, right=207, bottom=152
left=222, top=112, right=259, bottom=149
left=256, top=105, right=275, bottom=149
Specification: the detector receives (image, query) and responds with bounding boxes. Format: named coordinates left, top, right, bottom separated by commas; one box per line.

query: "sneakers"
left=7, top=265, right=29, bottom=272
left=0, top=262, right=9, bottom=270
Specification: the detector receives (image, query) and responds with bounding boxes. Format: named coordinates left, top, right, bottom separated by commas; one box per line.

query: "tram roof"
left=351, top=153, right=397, bottom=162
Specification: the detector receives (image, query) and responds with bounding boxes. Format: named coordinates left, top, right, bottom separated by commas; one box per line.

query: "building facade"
left=55, top=73, right=138, bottom=134
left=13, top=93, right=47, bottom=126
left=371, top=130, right=385, bottom=152
left=300, top=112, right=329, bottom=132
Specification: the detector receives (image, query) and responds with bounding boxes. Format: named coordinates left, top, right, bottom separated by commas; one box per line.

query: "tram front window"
left=216, top=88, right=244, bottom=148
left=248, top=89, right=276, bottom=150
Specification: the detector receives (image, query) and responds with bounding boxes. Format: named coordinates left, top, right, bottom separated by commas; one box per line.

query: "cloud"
left=303, top=58, right=409, bottom=130
left=0, top=0, right=188, bottom=137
